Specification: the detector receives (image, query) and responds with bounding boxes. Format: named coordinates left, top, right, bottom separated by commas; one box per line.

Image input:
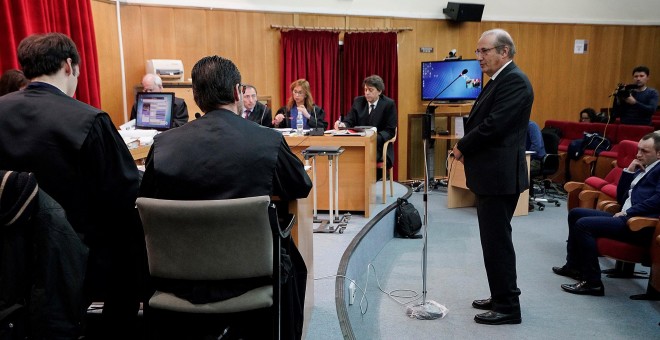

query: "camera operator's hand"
left=624, top=94, right=637, bottom=105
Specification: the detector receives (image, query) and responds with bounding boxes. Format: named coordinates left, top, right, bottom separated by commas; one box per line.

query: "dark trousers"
left=566, top=208, right=653, bottom=282
left=476, top=193, right=521, bottom=314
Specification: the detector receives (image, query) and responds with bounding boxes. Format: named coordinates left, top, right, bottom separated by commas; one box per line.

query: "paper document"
left=454, top=116, right=466, bottom=138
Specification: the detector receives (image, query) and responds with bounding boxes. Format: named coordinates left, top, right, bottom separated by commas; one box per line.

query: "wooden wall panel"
left=174, top=8, right=208, bottom=81
left=118, top=5, right=145, bottom=117
left=91, top=2, right=660, bottom=180
left=91, top=1, right=123, bottom=125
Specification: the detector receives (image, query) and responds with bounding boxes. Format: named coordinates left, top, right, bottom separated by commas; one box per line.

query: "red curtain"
left=343, top=32, right=399, bottom=177
left=0, top=0, right=101, bottom=108
left=280, top=30, right=340, bottom=122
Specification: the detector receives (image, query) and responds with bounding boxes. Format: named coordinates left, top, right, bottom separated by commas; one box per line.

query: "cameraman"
left=612, top=65, right=658, bottom=125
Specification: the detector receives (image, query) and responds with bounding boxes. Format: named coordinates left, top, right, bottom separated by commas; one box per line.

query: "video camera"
left=612, top=83, right=638, bottom=100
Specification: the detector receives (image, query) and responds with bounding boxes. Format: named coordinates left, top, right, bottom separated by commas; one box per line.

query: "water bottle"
left=296, top=113, right=304, bottom=135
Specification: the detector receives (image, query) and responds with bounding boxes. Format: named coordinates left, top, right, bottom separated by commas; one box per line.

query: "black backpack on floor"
left=394, top=198, right=422, bottom=239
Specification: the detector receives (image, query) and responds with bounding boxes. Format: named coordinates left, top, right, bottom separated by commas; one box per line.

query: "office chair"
left=378, top=127, right=397, bottom=204
left=136, top=195, right=294, bottom=339
left=530, top=131, right=561, bottom=211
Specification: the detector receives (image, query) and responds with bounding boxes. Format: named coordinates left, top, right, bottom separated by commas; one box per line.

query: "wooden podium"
left=285, top=131, right=377, bottom=217
left=447, top=153, right=531, bottom=217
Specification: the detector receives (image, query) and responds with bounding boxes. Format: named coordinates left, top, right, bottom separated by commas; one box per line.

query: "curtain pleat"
left=280, top=30, right=340, bottom=122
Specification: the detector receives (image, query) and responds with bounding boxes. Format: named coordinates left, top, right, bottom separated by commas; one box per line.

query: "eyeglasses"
left=475, top=45, right=503, bottom=57
left=293, top=90, right=304, bottom=96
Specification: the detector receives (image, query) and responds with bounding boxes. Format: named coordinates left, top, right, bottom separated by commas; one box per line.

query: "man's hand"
left=334, top=120, right=345, bottom=130
left=613, top=211, right=627, bottom=218
left=272, top=113, right=285, bottom=127
left=624, top=94, right=637, bottom=105
left=452, top=144, right=464, bottom=163
left=627, top=158, right=645, bottom=172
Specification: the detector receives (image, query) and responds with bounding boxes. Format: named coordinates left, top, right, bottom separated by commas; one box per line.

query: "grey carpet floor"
left=306, top=184, right=660, bottom=339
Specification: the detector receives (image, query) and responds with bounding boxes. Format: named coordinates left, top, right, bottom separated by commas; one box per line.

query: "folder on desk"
left=331, top=130, right=366, bottom=136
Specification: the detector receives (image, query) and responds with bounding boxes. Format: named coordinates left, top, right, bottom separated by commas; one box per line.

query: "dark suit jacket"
left=457, top=62, right=534, bottom=196
left=130, top=96, right=189, bottom=128
left=246, top=101, right=273, bottom=127
left=343, top=94, right=398, bottom=166
left=274, top=104, right=328, bottom=130
left=616, top=163, right=660, bottom=218
left=139, top=108, right=312, bottom=201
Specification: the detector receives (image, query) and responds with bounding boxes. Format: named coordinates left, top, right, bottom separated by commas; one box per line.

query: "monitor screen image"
left=421, top=59, right=483, bottom=102
left=135, top=92, right=174, bottom=130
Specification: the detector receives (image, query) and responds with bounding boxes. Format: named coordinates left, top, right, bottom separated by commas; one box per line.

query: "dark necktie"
left=369, top=104, right=375, bottom=114
left=244, top=110, right=250, bottom=119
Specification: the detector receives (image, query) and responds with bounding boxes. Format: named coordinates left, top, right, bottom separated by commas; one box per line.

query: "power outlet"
left=349, top=282, right=356, bottom=305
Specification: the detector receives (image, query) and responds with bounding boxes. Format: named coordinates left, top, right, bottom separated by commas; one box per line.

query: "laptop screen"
left=135, top=92, right=174, bottom=130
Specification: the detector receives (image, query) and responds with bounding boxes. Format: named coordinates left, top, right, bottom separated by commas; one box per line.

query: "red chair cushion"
left=377, top=162, right=384, bottom=169
left=601, top=184, right=617, bottom=198
left=584, top=177, right=608, bottom=190
left=616, top=140, right=639, bottom=168
left=597, top=238, right=649, bottom=263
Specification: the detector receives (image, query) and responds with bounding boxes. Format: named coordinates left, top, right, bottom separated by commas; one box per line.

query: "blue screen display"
left=135, top=92, right=174, bottom=130
left=421, top=59, right=483, bottom=102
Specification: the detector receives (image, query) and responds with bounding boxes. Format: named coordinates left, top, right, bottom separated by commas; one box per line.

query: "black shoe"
left=561, top=281, right=604, bottom=296
left=552, top=265, right=581, bottom=280
left=474, top=311, right=522, bottom=325
left=472, top=297, right=492, bottom=310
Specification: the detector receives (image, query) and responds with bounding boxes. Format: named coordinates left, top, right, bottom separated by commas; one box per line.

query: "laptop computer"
left=135, top=92, right=175, bottom=131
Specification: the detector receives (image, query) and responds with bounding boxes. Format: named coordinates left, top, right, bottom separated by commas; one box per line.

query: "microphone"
left=425, top=69, right=468, bottom=114
left=309, top=105, right=324, bottom=136
left=194, top=112, right=201, bottom=119
left=423, top=69, right=468, bottom=140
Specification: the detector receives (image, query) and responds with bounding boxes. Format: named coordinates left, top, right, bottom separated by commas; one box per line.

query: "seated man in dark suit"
left=129, top=73, right=189, bottom=127
left=139, top=55, right=312, bottom=339
left=553, top=133, right=660, bottom=295
left=335, top=75, right=397, bottom=171
left=240, top=84, right=272, bottom=127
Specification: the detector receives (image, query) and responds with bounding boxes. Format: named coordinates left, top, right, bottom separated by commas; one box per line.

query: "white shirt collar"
left=491, top=60, right=513, bottom=80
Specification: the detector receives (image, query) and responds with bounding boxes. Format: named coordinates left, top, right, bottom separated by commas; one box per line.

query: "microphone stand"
left=406, top=72, right=465, bottom=319
left=417, top=71, right=467, bottom=192
left=405, top=133, right=447, bottom=320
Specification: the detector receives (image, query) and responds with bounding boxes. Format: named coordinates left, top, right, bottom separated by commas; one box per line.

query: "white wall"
left=123, top=0, right=660, bottom=25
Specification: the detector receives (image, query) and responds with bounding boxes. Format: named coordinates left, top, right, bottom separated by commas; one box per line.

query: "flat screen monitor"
left=135, top=92, right=174, bottom=130
left=421, top=59, right=483, bottom=102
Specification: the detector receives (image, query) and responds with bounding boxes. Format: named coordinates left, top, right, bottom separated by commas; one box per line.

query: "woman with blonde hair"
left=273, top=79, right=328, bottom=130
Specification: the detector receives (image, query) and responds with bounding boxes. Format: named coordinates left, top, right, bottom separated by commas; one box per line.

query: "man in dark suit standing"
left=452, top=29, right=533, bottom=325
left=241, top=84, right=273, bottom=127
left=335, top=75, right=397, bottom=169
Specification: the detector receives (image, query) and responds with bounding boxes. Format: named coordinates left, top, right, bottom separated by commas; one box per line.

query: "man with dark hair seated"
left=0, top=33, right=143, bottom=337
left=139, top=55, right=312, bottom=339
left=553, top=133, right=660, bottom=295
